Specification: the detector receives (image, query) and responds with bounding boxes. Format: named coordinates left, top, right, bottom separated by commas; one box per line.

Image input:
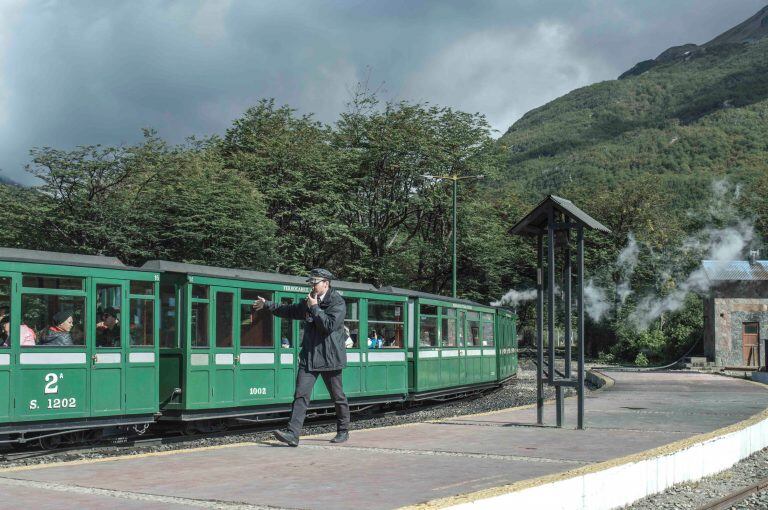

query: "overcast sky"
left=1, top=0, right=765, bottom=184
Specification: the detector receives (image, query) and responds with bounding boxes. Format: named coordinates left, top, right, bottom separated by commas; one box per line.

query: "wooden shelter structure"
left=511, top=195, right=610, bottom=429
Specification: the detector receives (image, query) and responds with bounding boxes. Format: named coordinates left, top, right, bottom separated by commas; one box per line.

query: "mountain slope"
left=498, top=9, right=768, bottom=207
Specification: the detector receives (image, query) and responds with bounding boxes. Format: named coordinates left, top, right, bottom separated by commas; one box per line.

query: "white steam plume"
left=491, top=288, right=537, bottom=308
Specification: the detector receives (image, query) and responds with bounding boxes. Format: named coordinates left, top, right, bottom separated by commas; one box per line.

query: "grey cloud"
left=1, top=0, right=765, bottom=184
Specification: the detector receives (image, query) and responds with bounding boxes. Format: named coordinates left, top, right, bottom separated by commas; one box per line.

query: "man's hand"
left=306, top=292, right=318, bottom=307
left=252, top=297, right=266, bottom=311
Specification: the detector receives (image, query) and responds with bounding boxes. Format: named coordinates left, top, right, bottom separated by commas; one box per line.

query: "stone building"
left=702, top=256, right=768, bottom=367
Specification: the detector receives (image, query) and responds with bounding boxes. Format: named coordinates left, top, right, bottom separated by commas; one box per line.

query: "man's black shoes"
left=273, top=429, right=299, bottom=447
left=330, top=431, right=349, bottom=443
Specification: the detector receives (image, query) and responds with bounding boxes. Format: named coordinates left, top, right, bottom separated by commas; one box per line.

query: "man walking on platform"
left=253, top=269, right=350, bottom=446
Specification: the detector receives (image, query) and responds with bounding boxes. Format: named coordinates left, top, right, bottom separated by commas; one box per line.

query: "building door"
left=743, top=322, right=759, bottom=366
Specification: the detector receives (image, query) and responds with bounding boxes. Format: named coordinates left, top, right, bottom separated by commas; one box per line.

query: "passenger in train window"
left=0, top=316, right=8, bottom=346
left=0, top=305, right=8, bottom=322
left=367, top=329, right=380, bottom=349
left=384, top=328, right=399, bottom=348
left=40, top=311, right=75, bottom=346
left=96, top=307, right=120, bottom=347
left=281, top=336, right=291, bottom=348
left=419, top=330, right=433, bottom=347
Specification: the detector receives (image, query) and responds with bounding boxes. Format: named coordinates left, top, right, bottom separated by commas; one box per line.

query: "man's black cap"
left=306, top=268, right=334, bottom=283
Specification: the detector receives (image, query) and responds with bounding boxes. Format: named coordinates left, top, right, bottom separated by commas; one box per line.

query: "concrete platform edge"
left=404, top=373, right=768, bottom=510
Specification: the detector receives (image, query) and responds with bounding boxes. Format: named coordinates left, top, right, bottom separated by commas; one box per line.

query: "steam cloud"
left=493, top=180, right=758, bottom=330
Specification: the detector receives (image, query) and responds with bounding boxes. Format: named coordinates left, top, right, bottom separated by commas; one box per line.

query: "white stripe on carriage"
left=368, top=351, right=406, bottom=362
left=0, top=354, right=9, bottom=366
left=418, top=350, right=439, bottom=359
left=280, top=353, right=294, bottom=365
left=20, top=352, right=86, bottom=365
left=441, top=350, right=459, bottom=358
left=95, top=353, right=121, bottom=364
left=190, top=353, right=208, bottom=366
left=130, top=352, right=155, bottom=363
left=465, top=349, right=482, bottom=356
left=215, top=353, right=234, bottom=365
left=240, top=352, right=274, bottom=365
left=483, top=349, right=497, bottom=356
left=346, top=352, right=360, bottom=363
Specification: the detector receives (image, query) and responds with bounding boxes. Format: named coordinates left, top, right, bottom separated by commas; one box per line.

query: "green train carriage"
left=0, top=249, right=160, bottom=444
left=143, top=261, right=411, bottom=424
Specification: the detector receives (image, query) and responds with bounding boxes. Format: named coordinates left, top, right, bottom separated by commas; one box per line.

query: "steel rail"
left=696, top=477, right=768, bottom=510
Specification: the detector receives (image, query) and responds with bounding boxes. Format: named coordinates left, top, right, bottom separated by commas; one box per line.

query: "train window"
left=192, top=285, right=208, bottom=299
left=21, top=294, right=85, bottom=347
left=240, top=291, right=273, bottom=348
left=368, top=301, right=404, bottom=349
left=280, top=297, right=292, bottom=349
left=345, top=300, right=360, bottom=349
left=441, top=316, right=457, bottom=347
left=191, top=302, right=209, bottom=347
left=443, top=308, right=456, bottom=317
left=159, top=284, right=178, bottom=348
left=419, top=316, right=437, bottom=347
left=482, top=322, right=494, bottom=347
left=241, top=288, right=266, bottom=301
left=215, top=292, right=234, bottom=348
left=0, top=277, right=10, bottom=348
left=130, top=281, right=154, bottom=296
left=420, top=304, right=437, bottom=316
left=22, top=275, right=83, bottom=290
left=129, top=298, right=155, bottom=346
left=96, top=284, right=122, bottom=348
left=466, top=315, right=480, bottom=346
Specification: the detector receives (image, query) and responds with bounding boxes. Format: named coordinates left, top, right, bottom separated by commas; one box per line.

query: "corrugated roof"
left=702, top=260, right=768, bottom=281
left=0, top=247, right=134, bottom=270
left=510, top=195, right=611, bottom=236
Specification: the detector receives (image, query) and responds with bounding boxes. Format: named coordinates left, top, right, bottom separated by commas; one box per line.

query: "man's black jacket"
left=267, top=289, right=347, bottom=371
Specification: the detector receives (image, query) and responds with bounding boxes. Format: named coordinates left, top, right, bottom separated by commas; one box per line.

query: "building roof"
left=702, top=260, right=768, bottom=281
left=510, top=195, right=610, bottom=236
left=0, top=247, right=135, bottom=270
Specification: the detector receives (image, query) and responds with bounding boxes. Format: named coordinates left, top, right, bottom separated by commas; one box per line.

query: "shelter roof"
left=510, top=195, right=610, bottom=236
left=0, top=247, right=136, bottom=270
left=702, top=260, right=768, bottom=281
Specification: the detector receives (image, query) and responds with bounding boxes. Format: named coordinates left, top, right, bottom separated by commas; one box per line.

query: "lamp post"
left=422, top=174, right=484, bottom=298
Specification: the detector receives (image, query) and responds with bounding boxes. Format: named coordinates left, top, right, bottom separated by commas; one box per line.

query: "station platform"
left=2, top=370, right=768, bottom=510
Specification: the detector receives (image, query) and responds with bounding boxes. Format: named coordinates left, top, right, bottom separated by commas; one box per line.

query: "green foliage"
left=634, top=352, right=649, bottom=367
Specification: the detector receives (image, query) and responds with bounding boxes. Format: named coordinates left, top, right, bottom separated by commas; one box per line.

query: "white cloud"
left=404, top=22, right=613, bottom=134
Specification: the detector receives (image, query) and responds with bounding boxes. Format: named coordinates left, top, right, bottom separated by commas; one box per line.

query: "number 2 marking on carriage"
left=44, top=373, right=63, bottom=394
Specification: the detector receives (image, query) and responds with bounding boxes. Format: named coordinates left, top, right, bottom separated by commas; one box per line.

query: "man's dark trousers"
left=287, top=365, right=350, bottom=435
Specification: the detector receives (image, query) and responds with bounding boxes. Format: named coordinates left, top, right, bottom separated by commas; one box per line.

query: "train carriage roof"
left=0, top=247, right=140, bottom=271
left=141, top=260, right=382, bottom=293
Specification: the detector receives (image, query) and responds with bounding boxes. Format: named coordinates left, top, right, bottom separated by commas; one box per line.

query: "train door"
left=187, top=283, right=212, bottom=408
left=458, top=311, right=467, bottom=384
left=211, top=286, right=236, bottom=407
left=273, top=292, right=299, bottom=402
left=16, top=273, right=89, bottom=422
left=237, top=288, right=280, bottom=406
left=90, top=279, right=126, bottom=416
left=0, top=272, right=16, bottom=421
left=124, top=279, right=158, bottom=415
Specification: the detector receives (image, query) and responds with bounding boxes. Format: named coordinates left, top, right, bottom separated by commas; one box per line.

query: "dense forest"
left=2, top=18, right=767, bottom=364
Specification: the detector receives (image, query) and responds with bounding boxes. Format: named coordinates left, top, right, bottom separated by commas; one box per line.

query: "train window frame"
left=440, top=307, right=457, bottom=348
left=128, top=281, right=156, bottom=348
left=190, top=285, right=209, bottom=348
left=278, top=296, right=293, bottom=350
left=344, top=299, right=361, bottom=350
left=95, top=283, right=122, bottom=349
left=367, top=300, right=405, bottom=350
left=0, top=276, right=11, bottom=349
left=159, top=283, right=179, bottom=349
left=481, top=313, right=495, bottom=347
left=418, top=304, right=438, bottom=349
left=20, top=293, right=87, bottom=348
left=240, top=290, right=274, bottom=349
left=214, top=291, right=235, bottom=349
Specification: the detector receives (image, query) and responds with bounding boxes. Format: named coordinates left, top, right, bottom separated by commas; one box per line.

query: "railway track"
left=695, top=477, right=768, bottom=510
